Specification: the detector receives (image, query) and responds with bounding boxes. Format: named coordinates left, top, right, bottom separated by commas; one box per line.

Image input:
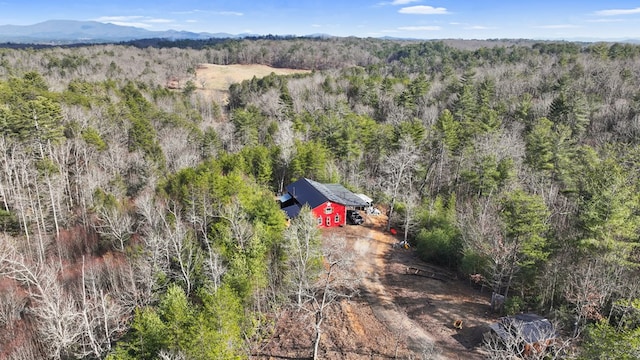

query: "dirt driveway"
left=256, top=214, right=495, bottom=359
left=348, top=215, right=494, bottom=359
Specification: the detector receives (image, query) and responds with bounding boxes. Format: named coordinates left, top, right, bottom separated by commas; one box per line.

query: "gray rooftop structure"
left=489, top=313, right=556, bottom=345
left=282, top=178, right=368, bottom=219
left=286, top=178, right=368, bottom=209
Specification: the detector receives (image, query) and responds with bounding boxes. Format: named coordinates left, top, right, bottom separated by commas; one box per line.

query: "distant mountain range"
left=0, top=20, right=243, bottom=44
left=1, top=20, right=639, bottom=45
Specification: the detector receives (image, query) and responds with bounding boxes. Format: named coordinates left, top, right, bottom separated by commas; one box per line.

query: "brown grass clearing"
left=194, top=63, right=311, bottom=102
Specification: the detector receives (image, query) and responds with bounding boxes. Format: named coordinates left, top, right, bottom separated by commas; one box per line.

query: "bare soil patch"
left=383, top=246, right=495, bottom=359
left=255, top=214, right=497, bottom=359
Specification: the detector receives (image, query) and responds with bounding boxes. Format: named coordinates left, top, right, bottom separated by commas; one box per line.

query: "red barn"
left=279, top=178, right=368, bottom=228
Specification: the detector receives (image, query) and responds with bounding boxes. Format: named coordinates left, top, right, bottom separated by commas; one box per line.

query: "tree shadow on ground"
left=451, top=325, right=490, bottom=350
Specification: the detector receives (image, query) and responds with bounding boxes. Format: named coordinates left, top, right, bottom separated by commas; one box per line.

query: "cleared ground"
left=256, top=214, right=497, bottom=359
left=194, top=64, right=311, bottom=101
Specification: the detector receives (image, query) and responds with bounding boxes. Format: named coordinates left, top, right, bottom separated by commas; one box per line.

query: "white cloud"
left=587, top=18, right=625, bottom=23
left=172, top=10, right=201, bottom=15
left=93, top=16, right=175, bottom=28
left=595, top=7, right=640, bottom=16
left=215, top=11, right=243, bottom=16
left=310, top=23, right=340, bottom=29
left=146, top=18, right=174, bottom=24
left=376, top=0, right=420, bottom=6
left=106, top=21, right=153, bottom=28
left=172, top=9, right=242, bottom=16
left=464, top=25, right=494, bottom=30
left=186, top=20, right=198, bottom=23
left=391, top=0, right=421, bottom=5
left=534, top=24, right=581, bottom=29
left=94, top=16, right=144, bottom=22
left=399, top=5, right=448, bottom=15
left=398, top=25, right=441, bottom=31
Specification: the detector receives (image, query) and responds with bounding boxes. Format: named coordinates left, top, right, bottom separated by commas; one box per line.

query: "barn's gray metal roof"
left=285, top=178, right=368, bottom=209
left=323, top=183, right=369, bottom=207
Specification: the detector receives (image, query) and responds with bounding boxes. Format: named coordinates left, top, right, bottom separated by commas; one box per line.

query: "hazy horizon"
left=1, top=1, right=640, bottom=41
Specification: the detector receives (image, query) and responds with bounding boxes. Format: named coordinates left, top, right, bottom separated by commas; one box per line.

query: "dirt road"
left=342, top=214, right=492, bottom=359
left=351, top=228, right=444, bottom=358
left=256, top=215, right=492, bottom=359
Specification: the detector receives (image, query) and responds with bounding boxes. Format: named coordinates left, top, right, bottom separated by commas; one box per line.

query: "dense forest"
left=0, top=37, right=639, bottom=359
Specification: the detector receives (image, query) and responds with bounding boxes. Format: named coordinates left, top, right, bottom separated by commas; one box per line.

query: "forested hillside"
left=0, top=37, right=639, bottom=359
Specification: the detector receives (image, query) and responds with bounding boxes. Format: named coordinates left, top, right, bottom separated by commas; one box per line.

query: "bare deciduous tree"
left=0, top=238, right=82, bottom=359
left=77, top=256, right=128, bottom=358
left=483, top=319, right=572, bottom=360
left=158, top=349, right=188, bottom=360
left=163, top=209, right=198, bottom=295
left=400, top=186, right=420, bottom=245
left=94, top=205, right=136, bottom=252
left=134, top=191, right=171, bottom=302
left=183, top=189, right=226, bottom=291
left=217, top=200, right=255, bottom=251
left=274, top=119, right=296, bottom=193
left=458, top=198, right=511, bottom=298
left=284, top=206, right=322, bottom=307
left=381, top=136, right=420, bottom=231
left=564, top=257, right=624, bottom=337
left=158, top=126, right=200, bottom=173
left=0, top=286, right=25, bottom=329
left=307, top=235, right=361, bottom=360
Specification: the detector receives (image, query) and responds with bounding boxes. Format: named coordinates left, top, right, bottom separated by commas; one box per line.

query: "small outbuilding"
left=279, top=178, right=368, bottom=228
left=487, top=313, right=557, bottom=356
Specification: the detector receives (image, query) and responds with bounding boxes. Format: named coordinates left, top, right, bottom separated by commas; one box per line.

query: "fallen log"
left=404, top=266, right=449, bottom=282
left=406, top=264, right=455, bottom=279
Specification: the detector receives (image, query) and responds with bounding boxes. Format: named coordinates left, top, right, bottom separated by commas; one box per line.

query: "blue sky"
left=2, top=0, right=640, bottom=40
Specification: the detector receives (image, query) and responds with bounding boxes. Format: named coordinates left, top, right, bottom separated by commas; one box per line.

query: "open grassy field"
left=194, top=63, right=311, bottom=101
